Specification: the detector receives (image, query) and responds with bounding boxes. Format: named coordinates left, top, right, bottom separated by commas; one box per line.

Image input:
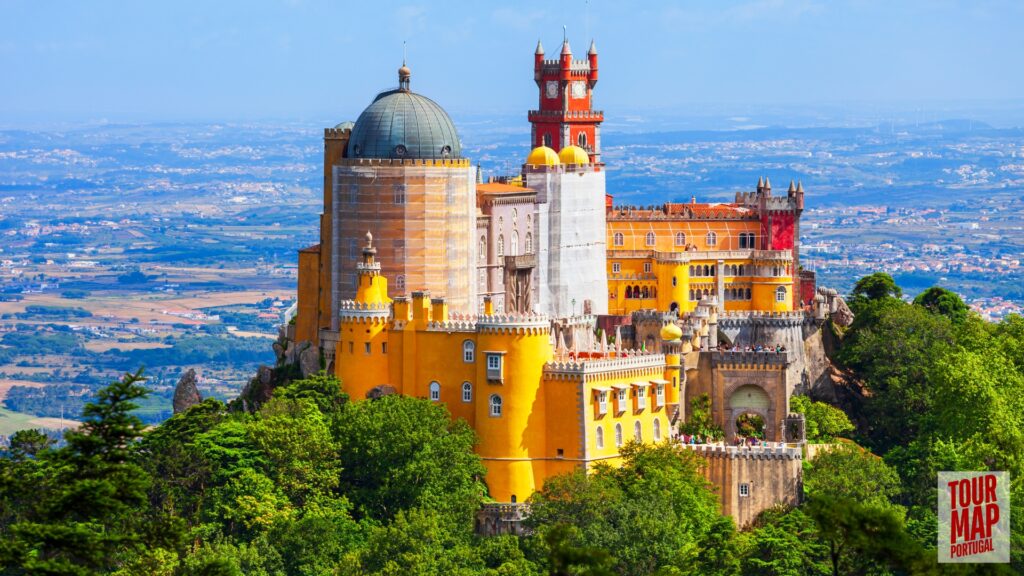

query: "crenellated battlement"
left=337, top=157, right=471, bottom=168
left=338, top=300, right=391, bottom=320
left=477, top=313, right=551, bottom=334
left=681, top=443, right=802, bottom=460
left=709, top=350, right=791, bottom=368
left=544, top=351, right=665, bottom=379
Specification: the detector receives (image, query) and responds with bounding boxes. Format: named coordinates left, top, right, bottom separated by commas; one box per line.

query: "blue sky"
left=1, top=0, right=1022, bottom=125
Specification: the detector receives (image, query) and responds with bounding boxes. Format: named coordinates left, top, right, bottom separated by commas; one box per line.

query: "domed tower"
left=330, top=63, right=476, bottom=321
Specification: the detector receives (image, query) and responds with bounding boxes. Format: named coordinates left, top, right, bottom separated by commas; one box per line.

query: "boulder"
left=172, top=368, right=202, bottom=414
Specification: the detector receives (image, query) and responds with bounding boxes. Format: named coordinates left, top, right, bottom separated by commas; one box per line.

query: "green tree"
left=913, top=286, right=969, bottom=324
left=835, top=301, right=955, bottom=451
left=804, top=444, right=902, bottom=512
left=848, top=272, right=902, bottom=310
left=789, top=396, right=853, bottom=442
left=1, top=369, right=181, bottom=575
left=740, top=507, right=829, bottom=576
left=679, top=393, right=723, bottom=441
left=335, top=394, right=486, bottom=527
left=526, top=442, right=720, bottom=575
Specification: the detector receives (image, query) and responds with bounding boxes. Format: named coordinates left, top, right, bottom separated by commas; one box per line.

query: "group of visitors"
left=717, top=343, right=787, bottom=353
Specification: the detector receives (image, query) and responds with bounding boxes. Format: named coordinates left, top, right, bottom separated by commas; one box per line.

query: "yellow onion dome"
left=558, top=145, right=590, bottom=165
left=660, top=322, right=683, bottom=341
left=526, top=145, right=560, bottom=166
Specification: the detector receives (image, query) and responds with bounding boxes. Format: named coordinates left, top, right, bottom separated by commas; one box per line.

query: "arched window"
left=671, top=277, right=677, bottom=287
left=776, top=286, right=788, bottom=302
left=675, top=232, right=686, bottom=246
left=651, top=287, right=657, bottom=298
left=633, top=285, right=640, bottom=299
left=645, top=232, right=656, bottom=246
left=689, top=265, right=696, bottom=276
left=613, top=232, right=624, bottom=246
left=641, top=286, right=649, bottom=299
left=615, top=423, right=623, bottom=447
left=512, top=208, right=518, bottom=227
left=525, top=232, right=533, bottom=254
left=543, top=133, right=552, bottom=147
left=497, top=235, right=504, bottom=257
left=396, top=275, right=406, bottom=291
left=625, top=286, right=633, bottom=299
left=706, top=231, right=717, bottom=246
left=634, top=421, right=642, bottom=442
left=578, top=132, right=587, bottom=148
left=462, top=382, right=472, bottom=403
left=510, top=231, right=519, bottom=256
left=738, top=264, right=745, bottom=276
left=463, top=340, right=475, bottom=363
left=703, top=265, right=711, bottom=277
left=689, top=289, right=695, bottom=301
left=489, top=394, right=502, bottom=417
left=596, top=426, right=604, bottom=449
left=479, top=236, right=486, bottom=261
left=429, top=382, right=440, bottom=402
left=653, top=419, right=662, bottom=441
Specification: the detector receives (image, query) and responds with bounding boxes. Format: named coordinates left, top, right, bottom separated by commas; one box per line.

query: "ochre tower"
left=529, top=37, right=602, bottom=163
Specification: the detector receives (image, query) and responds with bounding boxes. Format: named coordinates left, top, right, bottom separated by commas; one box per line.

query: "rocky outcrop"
left=232, top=329, right=323, bottom=413
left=172, top=369, right=202, bottom=414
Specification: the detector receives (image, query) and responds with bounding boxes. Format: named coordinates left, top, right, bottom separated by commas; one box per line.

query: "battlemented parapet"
left=683, top=443, right=803, bottom=527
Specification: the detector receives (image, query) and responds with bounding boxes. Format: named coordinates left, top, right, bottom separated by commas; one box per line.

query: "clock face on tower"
left=571, top=81, right=586, bottom=99
left=545, top=81, right=558, bottom=99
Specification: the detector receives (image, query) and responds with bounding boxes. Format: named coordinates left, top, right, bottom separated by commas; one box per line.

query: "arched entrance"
left=669, top=301, right=679, bottom=315
left=726, top=384, right=772, bottom=442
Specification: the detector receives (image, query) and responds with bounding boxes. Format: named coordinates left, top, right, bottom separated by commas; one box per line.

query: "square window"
left=612, top=262, right=621, bottom=274
left=643, top=262, right=652, bottom=273
left=739, top=483, right=750, bottom=497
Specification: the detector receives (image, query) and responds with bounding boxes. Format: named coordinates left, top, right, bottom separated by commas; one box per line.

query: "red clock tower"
left=529, top=37, right=603, bottom=163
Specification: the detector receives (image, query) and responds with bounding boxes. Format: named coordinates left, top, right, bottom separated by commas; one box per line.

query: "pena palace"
left=288, top=35, right=843, bottom=533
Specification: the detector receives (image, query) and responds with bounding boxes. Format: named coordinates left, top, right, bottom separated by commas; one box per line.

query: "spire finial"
left=563, top=24, right=567, bottom=42
left=402, top=40, right=406, bottom=66
left=365, top=231, right=373, bottom=249
left=588, top=39, right=597, bottom=55
left=535, top=38, right=544, bottom=55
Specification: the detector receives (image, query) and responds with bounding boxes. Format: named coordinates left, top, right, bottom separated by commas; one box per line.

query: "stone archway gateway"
left=726, top=384, right=772, bottom=441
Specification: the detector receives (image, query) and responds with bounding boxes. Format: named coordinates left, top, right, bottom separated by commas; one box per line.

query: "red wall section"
left=769, top=212, right=795, bottom=250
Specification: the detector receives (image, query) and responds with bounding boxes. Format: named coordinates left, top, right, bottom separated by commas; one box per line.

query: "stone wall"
left=685, top=443, right=803, bottom=528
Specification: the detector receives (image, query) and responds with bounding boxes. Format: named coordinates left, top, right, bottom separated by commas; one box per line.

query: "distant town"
left=0, top=118, right=1021, bottom=434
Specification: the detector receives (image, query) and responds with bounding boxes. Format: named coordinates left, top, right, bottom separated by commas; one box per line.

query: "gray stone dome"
left=347, top=80, right=461, bottom=160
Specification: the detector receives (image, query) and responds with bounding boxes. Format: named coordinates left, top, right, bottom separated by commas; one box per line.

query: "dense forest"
left=0, top=273, right=1020, bottom=575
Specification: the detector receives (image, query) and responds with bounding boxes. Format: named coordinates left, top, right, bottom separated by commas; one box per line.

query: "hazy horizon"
left=3, top=0, right=1023, bottom=128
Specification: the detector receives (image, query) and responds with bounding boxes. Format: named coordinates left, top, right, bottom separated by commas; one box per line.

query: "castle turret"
left=336, top=231, right=393, bottom=400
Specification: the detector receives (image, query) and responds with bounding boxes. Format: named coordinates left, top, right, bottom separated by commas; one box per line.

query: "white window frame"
left=393, top=183, right=406, bottom=205
left=616, top=388, right=627, bottom=413
left=653, top=418, right=661, bottom=441
left=645, top=232, right=656, bottom=246
left=675, top=232, right=686, bottom=246
left=776, top=286, right=787, bottom=302
left=489, top=394, right=502, bottom=417
left=596, top=426, right=604, bottom=449
left=612, top=262, right=621, bottom=274
left=597, top=391, right=608, bottom=415
left=655, top=384, right=665, bottom=407
left=634, top=421, right=642, bottom=442
left=643, top=262, right=652, bottom=274
left=613, top=232, right=624, bottom=247
left=636, top=386, right=647, bottom=410
left=615, top=423, right=623, bottom=447
left=463, top=340, right=475, bottom=363
left=462, top=381, right=472, bottom=403
left=706, top=231, right=717, bottom=246
left=739, top=483, right=750, bottom=497
left=429, top=381, right=440, bottom=402
left=486, top=352, right=504, bottom=382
